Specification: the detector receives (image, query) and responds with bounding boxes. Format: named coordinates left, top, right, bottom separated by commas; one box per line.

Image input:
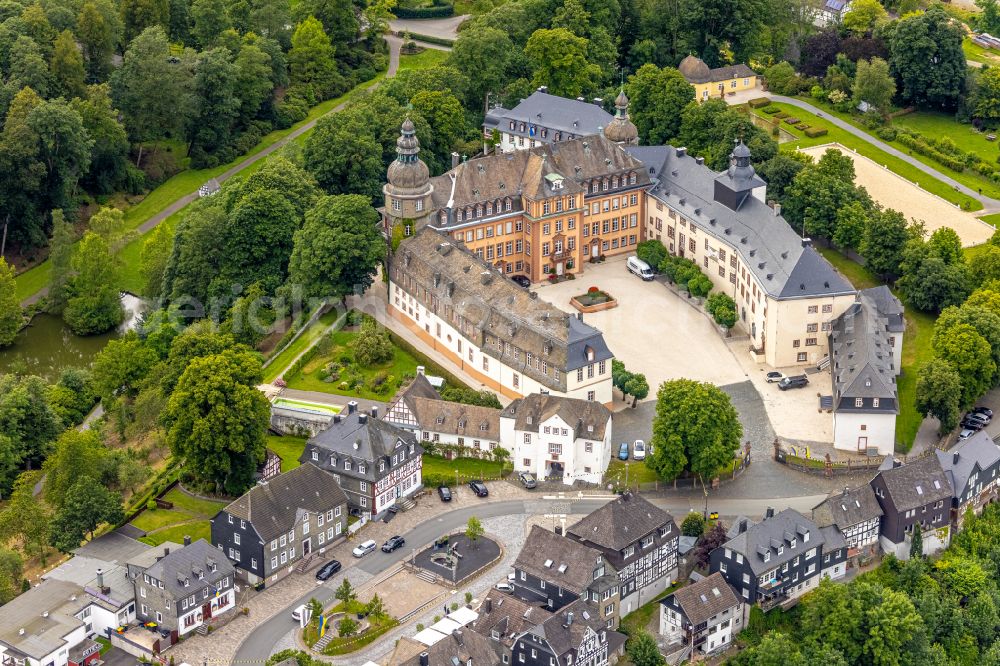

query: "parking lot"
left=536, top=256, right=748, bottom=391
left=733, top=357, right=834, bottom=445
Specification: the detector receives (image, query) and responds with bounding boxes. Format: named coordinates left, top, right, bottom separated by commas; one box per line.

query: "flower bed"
left=570, top=287, right=618, bottom=313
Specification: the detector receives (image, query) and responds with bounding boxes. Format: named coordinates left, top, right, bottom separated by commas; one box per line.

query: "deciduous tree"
left=49, top=477, right=124, bottom=552
left=932, top=322, right=995, bottom=408
left=915, top=358, right=962, bottom=434
left=0, top=258, right=20, bottom=347
left=191, top=0, right=231, bottom=47
left=888, top=6, right=966, bottom=110
left=447, top=26, right=513, bottom=110
left=0, top=375, right=60, bottom=473
left=91, top=331, right=159, bottom=402
left=861, top=208, right=911, bottom=280
left=524, top=28, right=600, bottom=98
left=288, top=16, right=339, bottom=101
left=50, top=29, right=86, bottom=99
left=303, top=114, right=383, bottom=199
left=465, top=515, right=484, bottom=546
left=42, top=430, right=108, bottom=507
left=0, top=547, right=23, bottom=603
left=625, top=64, right=693, bottom=145
left=843, top=0, right=888, bottom=35
left=77, top=1, right=116, bottom=82
left=63, top=232, right=124, bottom=335
left=627, top=632, right=665, bottom=666
left=853, top=57, right=895, bottom=116
left=0, top=472, right=50, bottom=558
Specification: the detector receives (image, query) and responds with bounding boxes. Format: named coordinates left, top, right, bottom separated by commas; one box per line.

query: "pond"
left=0, top=294, right=145, bottom=380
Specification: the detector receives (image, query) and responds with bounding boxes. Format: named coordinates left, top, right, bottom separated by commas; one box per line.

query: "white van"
left=627, top=256, right=655, bottom=281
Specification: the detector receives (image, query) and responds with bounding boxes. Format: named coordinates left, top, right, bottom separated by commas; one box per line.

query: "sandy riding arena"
left=798, top=143, right=995, bottom=247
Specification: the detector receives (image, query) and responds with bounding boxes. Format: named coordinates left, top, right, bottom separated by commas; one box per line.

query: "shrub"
left=393, top=4, right=454, bottom=18
left=588, top=286, right=599, bottom=294
left=681, top=512, right=706, bottom=537
left=810, top=85, right=827, bottom=101
left=774, top=112, right=789, bottom=119
left=762, top=105, right=781, bottom=114
left=783, top=117, right=801, bottom=125
left=876, top=126, right=898, bottom=142
left=688, top=275, right=713, bottom=298
left=748, top=97, right=772, bottom=108
left=354, top=316, right=394, bottom=367
left=146, top=500, right=156, bottom=511
left=795, top=123, right=809, bottom=130
left=804, top=127, right=829, bottom=138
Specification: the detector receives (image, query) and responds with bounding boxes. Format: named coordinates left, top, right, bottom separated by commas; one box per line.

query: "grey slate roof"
left=875, top=454, right=952, bottom=511
left=812, top=485, right=883, bottom=530
left=304, top=409, right=419, bottom=479
left=819, top=525, right=848, bottom=552
left=503, top=393, right=612, bottom=441
left=830, top=294, right=898, bottom=407
left=719, top=509, right=826, bottom=575
left=140, top=539, right=234, bottom=601
left=408, top=396, right=501, bottom=441
left=470, top=589, right=552, bottom=647
left=392, top=227, right=614, bottom=389
left=395, top=628, right=500, bottom=666
left=861, top=286, right=905, bottom=333
left=222, top=463, right=348, bottom=542
left=625, top=145, right=855, bottom=300
left=935, top=430, right=1000, bottom=501
left=534, top=599, right=624, bottom=657
left=666, top=572, right=740, bottom=626
left=515, top=525, right=611, bottom=593
left=483, top=91, right=613, bottom=142
left=567, top=492, right=674, bottom=551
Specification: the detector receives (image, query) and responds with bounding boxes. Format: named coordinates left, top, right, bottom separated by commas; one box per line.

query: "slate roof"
left=409, top=396, right=501, bottom=441
left=304, top=408, right=420, bottom=479
left=720, top=509, right=826, bottom=575
left=515, top=525, right=611, bottom=593
left=830, top=294, right=898, bottom=407
left=391, top=227, right=614, bottom=389
left=139, top=539, right=234, bottom=600
left=0, top=579, right=89, bottom=660
left=935, top=430, right=1000, bottom=501
left=812, top=485, right=883, bottom=530
left=819, top=525, right=847, bottom=552
left=666, top=572, right=740, bottom=626
left=221, top=463, right=348, bottom=541
left=567, top=492, right=675, bottom=551
left=502, top=393, right=611, bottom=440
left=861, top=286, right=905, bottom=333
left=483, top=91, right=613, bottom=143
left=534, top=599, right=626, bottom=657
left=625, top=145, right=855, bottom=300
left=874, top=454, right=952, bottom=511
left=394, top=629, right=500, bottom=666
left=469, top=589, right=552, bottom=647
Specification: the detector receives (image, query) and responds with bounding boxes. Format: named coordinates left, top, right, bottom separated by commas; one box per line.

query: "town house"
left=870, top=454, right=953, bottom=558
left=211, top=463, right=348, bottom=586
left=0, top=580, right=99, bottom=666
left=812, top=484, right=883, bottom=569
left=509, top=601, right=626, bottom=666
left=935, top=430, right=1000, bottom=529
left=659, top=572, right=747, bottom=659
left=566, top=492, right=678, bottom=613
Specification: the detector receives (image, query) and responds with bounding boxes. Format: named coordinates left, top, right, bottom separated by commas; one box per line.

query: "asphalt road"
left=232, top=493, right=828, bottom=662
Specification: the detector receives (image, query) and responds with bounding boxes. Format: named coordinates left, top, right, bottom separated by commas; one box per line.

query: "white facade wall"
left=373, top=458, right=422, bottom=515
left=821, top=561, right=846, bottom=580
left=87, top=602, right=133, bottom=639
left=505, top=414, right=612, bottom=485
left=177, top=589, right=234, bottom=636
left=417, top=428, right=499, bottom=452
left=833, top=412, right=896, bottom=455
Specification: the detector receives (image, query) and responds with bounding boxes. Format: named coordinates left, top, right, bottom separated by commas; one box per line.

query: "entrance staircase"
left=395, top=496, right=416, bottom=511
left=295, top=553, right=322, bottom=574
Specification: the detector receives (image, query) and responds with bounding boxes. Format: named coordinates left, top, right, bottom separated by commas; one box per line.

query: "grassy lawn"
left=262, top=308, right=343, bottom=383
left=422, top=454, right=510, bottom=484
left=964, top=38, right=1000, bottom=66
left=95, top=637, right=111, bottom=655
left=818, top=247, right=932, bottom=451
left=398, top=48, right=449, bottom=71
left=978, top=212, right=1000, bottom=228
left=161, top=487, right=225, bottom=516
left=130, top=486, right=225, bottom=545
left=267, top=434, right=307, bottom=472
left=605, top=459, right=660, bottom=487
left=130, top=508, right=191, bottom=532
left=285, top=328, right=423, bottom=400
left=139, top=521, right=212, bottom=547
left=749, top=102, right=981, bottom=211
left=621, top=581, right=682, bottom=635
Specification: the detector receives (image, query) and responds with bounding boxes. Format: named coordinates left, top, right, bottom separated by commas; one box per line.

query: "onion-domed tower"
left=383, top=118, right=434, bottom=237
left=603, top=89, right=638, bottom=146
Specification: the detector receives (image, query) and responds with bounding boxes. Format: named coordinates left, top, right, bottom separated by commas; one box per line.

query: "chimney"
left=801, top=238, right=812, bottom=248
left=695, top=156, right=704, bottom=166
left=676, top=147, right=687, bottom=158
left=451, top=152, right=460, bottom=169
left=333, top=414, right=341, bottom=424
left=765, top=507, right=774, bottom=519
left=417, top=365, right=425, bottom=375
left=592, top=97, right=603, bottom=106
left=486, top=598, right=492, bottom=613
left=954, top=451, right=961, bottom=465
left=842, top=486, right=849, bottom=496
left=773, top=203, right=781, bottom=217
left=96, top=569, right=105, bottom=590
left=454, top=629, right=464, bottom=646
left=359, top=414, right=368, bottom=425
left=370, top=406, right=379, bottom=419
left=538, top=85, right=548, bottom=93
left=738, top=519, right=748, bottom=534
left=184, top=535, right=192, bottom=547
left=420, top=653, right=429, bottom=666
left=348, top=401, right=358, bottom=414
left=576, top=312, right=583, bottom=321
left=566, top=611, right=574, bottom=626
left=164, top=547, right=170, bottom=557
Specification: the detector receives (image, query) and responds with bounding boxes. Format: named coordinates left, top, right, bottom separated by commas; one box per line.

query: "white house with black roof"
left=301, top=402, right=422, bottom=519
left=483, top=89, right=613, bottom=153
left=628, top=142, right=859, bottom=369
left=659, top=572, right=746, bottom=658
left=812, top=484, right=884, bottom=567
left=211, top=463, right=348, bottom=586
left=870, top=454, right=952, bottom=558
left=709, top=508, right=845, bottom=611
left=935, top=430, right=1000, bottom=528
left=566, top=492, right=678, bottom=614
left=829, top=288, right=903, bottom=455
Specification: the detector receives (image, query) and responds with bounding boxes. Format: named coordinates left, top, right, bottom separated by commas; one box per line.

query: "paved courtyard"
left=535, top=256, right=748, bottom=390
left=355, top=569, right=444, bottom=619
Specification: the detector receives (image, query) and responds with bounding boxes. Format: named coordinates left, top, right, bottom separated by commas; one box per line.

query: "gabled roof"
left=665, top=572, right=740, bottom=626
left=408, top=396, right=501, bottom=441
left=393, top=628, right=500, bottom=666
left=139, top=540, right=234, bottom=600
left=534, top=599, right=624, bottom=657
left=502, top=393, right=611, bottom=440
left=830, top=296, right=898, bottom=405
left=221, top=463, right=348, bottom=541
left=567, top=492, right=675, bottom=551
left=935, top=431, right=1000, bottom=501
left=874, top=454, right=952, bottom=511
left=861, top=286, right=905, bottom=333
left=305, top=408, right=418, bottom=470
left=469, top=590, right=551, bottom=647
left=515, top=525, right=611, bottom=593
left=812, top=485, right=883, bottom=530
left=719, top=509, right=826, bottom=575
left=483, top=91, right=613, bottom=140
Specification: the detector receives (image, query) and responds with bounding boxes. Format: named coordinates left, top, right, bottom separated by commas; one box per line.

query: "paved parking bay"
left=535, top=256, right=748, bottom=390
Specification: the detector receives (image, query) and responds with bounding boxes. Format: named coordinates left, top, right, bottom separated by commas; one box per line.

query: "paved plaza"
left=412, top=534, right=501, bottom=586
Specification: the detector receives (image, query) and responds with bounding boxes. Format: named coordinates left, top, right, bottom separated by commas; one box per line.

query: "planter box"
left=570, top=295, right=619, bottom=313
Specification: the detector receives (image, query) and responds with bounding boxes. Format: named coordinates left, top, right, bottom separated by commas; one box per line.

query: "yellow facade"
left=693, top=73, right=758, bottom=102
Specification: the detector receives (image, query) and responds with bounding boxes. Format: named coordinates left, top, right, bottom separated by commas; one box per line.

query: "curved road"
left=769, top=95, right=1000, bottom=213
left=20, top=36, right=404, bottom=307
left=233, top=492, right=827, bottom=663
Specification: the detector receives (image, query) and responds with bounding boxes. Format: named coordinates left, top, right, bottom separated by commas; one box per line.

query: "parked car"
left=511, top=275, right=531, bottom=288
left=778, top=375, right=809, bottom=391
left=973, top=406, right=994, bottom=419
left=518, top=472, right=537, bottom=489
left=352, top=539, right=377, bottom=558
left=495, top=582, right=514, bottom=593
left=469, top=480, right=489, bottom=497
left=627, top=255, right=655, bottom=280
left=383, top=505, right=398, bottom=523
left=961, top=417, right=985, bottom=431
left=965, top=412, right=991, bottom=425
left=765, top=371, right=786, bottom=383
left=618, top=442, right=630, bottom=460
left=438, top=486, right=452, bottom=502
left=382, top=536, right=405, bottom=552
left=960, top=428, right=976, bottom=440
left=291, top=604, right=306, bottom=622
left=316, top=560, right=342, bottom=581
left=633, top=440, right=646, bottom=461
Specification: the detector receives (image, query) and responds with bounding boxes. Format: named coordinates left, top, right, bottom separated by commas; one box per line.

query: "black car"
left=778, top=375, right=809, bottom=391
left=511, top=275, right=531, bottom=288
left=961, top=417, right=985, bottom=431
left=974, top=406, right=995, bottom=419
left=469, top=480, right=489, bottom=497
left=967, top=411, right=991, bottom=425
left=438, top=486, right=452, bottom=502
left=315, top=560, right=342, bottom=581
left=382, top=535, right=405, bottom=552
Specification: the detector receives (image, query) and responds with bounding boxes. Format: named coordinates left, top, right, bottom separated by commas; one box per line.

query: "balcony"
left=759, top=577, right=782, bottom=591
left=760, top=592, right=790, bottom=612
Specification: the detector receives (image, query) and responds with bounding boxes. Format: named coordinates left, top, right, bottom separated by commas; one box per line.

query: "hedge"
left=748, top=97, right=772, bottom=108
left=804, top=127, right=828, bottom=138
left=393, top=4, right=454, bottom=18
left=774, top=112, right=789, bottom=119
left=762, top=106, right=781, bottom=114
left=783, top=117, right=801, bottom=125
left=394, top=31, right=455, bottom=47
left=795, top=123, right=809, bottom=130
left=895, top=131, right=966, bottom=171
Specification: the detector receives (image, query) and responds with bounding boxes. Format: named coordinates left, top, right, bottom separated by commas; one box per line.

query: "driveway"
left=390, top=15, right=469, bottom=40
left=535, top=255, right=747, bottom=392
